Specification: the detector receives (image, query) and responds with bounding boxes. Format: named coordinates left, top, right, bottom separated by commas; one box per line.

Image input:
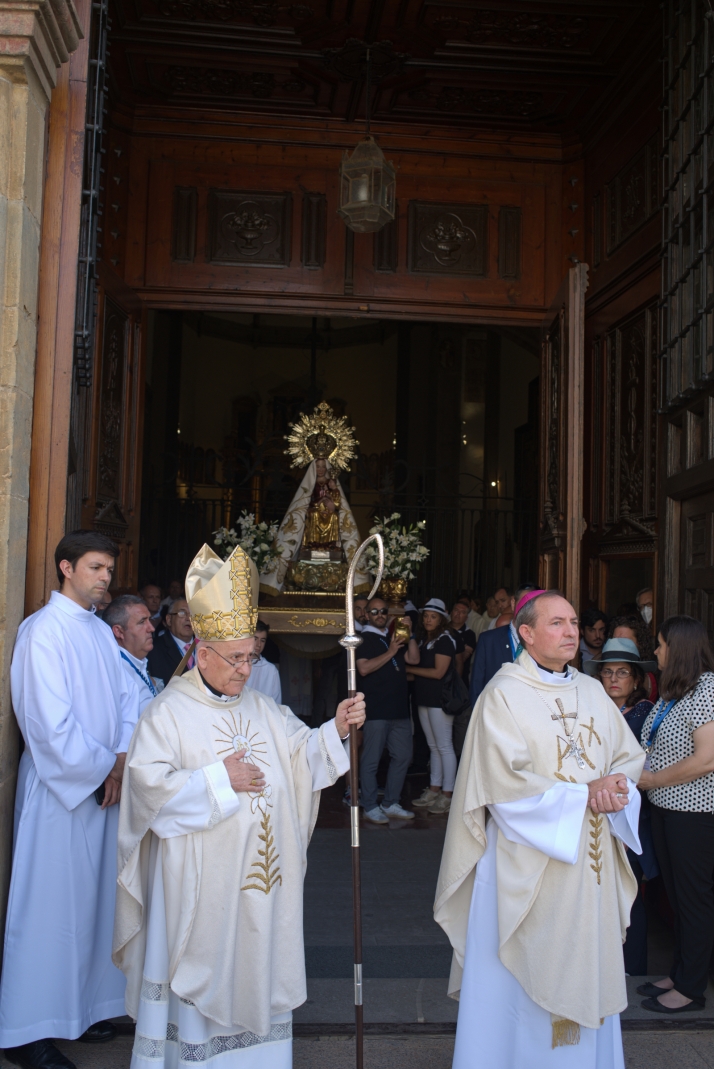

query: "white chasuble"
left=435, top=651, right=646, bottom=1068
left=113, top=670, right=349, bottom=1069
left=0, top=591, right=138, bottom=1046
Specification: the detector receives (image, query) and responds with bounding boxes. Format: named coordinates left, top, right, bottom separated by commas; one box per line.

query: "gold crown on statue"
left=185, top=544, right=259, bottom=641
left=285, top=401, right=358, bottom=473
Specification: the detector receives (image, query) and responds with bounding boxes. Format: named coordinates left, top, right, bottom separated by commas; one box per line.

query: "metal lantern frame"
left=337, top=47, right=396, bottom=234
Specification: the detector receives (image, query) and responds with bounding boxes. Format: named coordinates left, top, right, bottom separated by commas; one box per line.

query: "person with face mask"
left=637, top=588, right=654, bottom=627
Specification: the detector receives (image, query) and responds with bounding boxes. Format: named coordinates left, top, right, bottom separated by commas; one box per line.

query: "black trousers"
left=650, top=804, right=714, bottom=1000
left=623, top=852, right=648, bottom=976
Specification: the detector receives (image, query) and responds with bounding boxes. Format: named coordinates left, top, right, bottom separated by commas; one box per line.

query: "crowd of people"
left=2, top=530, right=714, bottom=1069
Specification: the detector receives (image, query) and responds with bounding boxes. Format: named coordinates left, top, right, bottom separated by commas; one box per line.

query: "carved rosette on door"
left=408, top=202, right=488, bottom=276
left=208, top=190, right=292, bottom=265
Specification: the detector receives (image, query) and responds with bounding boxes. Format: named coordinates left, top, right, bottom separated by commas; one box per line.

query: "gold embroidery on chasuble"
left=589, top=814, right=603, bottom=885
left=212, top=712, right=282, bottom=896
left=534, top=686, right=607, bottom=885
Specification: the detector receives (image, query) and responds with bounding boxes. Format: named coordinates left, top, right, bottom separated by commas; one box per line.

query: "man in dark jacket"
left=147, top=597, right=194, bottom=685
left=468, top=586, right=536, bottom=705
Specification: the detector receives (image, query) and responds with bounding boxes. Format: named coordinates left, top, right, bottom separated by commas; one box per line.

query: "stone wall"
left=0, top=0, right=81, bottom=936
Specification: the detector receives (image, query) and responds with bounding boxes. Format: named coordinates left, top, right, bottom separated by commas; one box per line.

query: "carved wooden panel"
left=603, top=302, right=658, bottom=527
left=681, top=491, right=714, bottom=641
left=80, top=270, right=145, bottom=592
left=135, top=145, right=551, bottom=319
left=407, top=202, right=488, bottom=276
left=419, top=6, right=596, bottom=51
left=498, top=206, right=521, bottom=279
left=344, top=227, right=354, bottom=295
left=591, top=194, right=601, bottom=268
left=208, top=189, right=292, bottom=265
left=539, top=264, right=588, bottom=610
left=172, top=186, right=197, bottom=262
left=301, top=192, right=326, bottom=269
left=96, top=298, right=128, bottom=507
left=374, top=211, right=398, bottom=273
left=605, top=136, right=658, bottom=255
left=108, top=0, right=653, bottom=134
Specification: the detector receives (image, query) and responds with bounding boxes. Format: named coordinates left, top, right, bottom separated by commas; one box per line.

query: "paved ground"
left=7, top=1031, right=714, bottom=1069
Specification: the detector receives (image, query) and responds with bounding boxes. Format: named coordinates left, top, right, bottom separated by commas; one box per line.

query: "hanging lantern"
left=337, top=135, right=396, bottom=234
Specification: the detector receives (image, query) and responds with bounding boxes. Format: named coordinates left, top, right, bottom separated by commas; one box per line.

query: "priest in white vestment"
left=435, top=590, right=646, bottom=1069
left=113, top=543, right=365, bottom=1069
left=0, top=531, right=139, bottom=1069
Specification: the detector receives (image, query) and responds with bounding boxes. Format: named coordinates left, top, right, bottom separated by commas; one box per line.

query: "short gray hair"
left=513, top=589, right=565, bottom=642
left=103, top=594, right=147, bottom=630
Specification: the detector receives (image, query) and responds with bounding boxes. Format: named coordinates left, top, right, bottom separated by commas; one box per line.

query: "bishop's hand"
left=587, top=773, right=629, bottom=813
left=334, top=693, right=366, bottom=739
left=224, top=750, right=266, bottom=793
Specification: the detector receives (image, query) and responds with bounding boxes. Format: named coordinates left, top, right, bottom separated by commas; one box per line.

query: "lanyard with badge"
left=121, top=650, right=158, bottom=697
left=643, top=697, right=677, bottom=770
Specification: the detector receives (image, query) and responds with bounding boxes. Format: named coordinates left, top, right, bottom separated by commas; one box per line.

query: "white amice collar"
left=535, top=662, right=572, bottom=685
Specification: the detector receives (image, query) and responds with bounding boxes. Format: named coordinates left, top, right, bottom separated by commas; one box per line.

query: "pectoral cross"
left=551, top=697, right=577, bottom=736
left=557, top=735, right=586, bottom=770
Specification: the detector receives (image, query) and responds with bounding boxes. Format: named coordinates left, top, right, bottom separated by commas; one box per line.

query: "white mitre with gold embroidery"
left=185, top=543, right=258, bottom=640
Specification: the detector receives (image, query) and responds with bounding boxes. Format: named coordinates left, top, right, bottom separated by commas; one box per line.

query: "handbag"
left=441, top=664, right=471, bottom=717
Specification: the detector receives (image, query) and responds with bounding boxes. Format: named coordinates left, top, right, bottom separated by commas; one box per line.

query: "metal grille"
left=72, top=0, right=109, bottom=389
left=660, top=0, right=714, bottom=408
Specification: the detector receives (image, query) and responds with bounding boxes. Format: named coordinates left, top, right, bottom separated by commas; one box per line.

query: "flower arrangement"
left=213, top=512, right=281, bottom=574
left=363, top=513, right=430, bottom=581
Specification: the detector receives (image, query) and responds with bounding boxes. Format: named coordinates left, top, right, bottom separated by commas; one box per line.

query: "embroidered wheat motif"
left=589, top=814, right=603, bottom=884
left=241, top=811, right=282, bottom=895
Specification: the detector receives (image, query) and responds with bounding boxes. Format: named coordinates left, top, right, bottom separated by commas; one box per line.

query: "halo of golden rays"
left=214, top=710, right=269, bottom=766
left=285, top=401, right=358, bottom=472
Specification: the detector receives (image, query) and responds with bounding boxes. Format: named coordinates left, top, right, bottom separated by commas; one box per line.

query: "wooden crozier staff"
left=339, top=533, right=384, bottom=1069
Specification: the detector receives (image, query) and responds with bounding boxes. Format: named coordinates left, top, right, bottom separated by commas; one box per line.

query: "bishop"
left=113, top=543, right=365, bottom=1069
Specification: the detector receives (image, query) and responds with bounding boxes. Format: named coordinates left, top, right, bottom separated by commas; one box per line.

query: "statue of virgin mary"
left=259, top=403, right=371, bottom=595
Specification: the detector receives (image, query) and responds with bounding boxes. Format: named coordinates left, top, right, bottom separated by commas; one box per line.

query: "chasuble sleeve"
left=15, top=630, right=117, bottom=810
left=150, top=761, right=240, bottom=838
left=489, top=783, right=589, bottom=865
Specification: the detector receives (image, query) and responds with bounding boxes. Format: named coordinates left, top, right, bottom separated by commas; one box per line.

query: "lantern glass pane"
left=352, top=173, right=370, bottom=204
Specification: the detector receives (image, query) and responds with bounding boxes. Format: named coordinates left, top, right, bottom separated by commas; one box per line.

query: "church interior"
left=139, top=311, right=540, bottom=603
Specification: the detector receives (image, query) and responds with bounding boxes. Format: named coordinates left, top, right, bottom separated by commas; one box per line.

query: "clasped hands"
left=586, top=773, right=629, bottom=813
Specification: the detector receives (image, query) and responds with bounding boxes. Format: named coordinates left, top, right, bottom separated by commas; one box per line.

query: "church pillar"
left=0, top=0, right=82, bottom=936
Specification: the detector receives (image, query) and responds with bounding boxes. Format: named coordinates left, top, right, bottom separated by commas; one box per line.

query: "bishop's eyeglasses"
left=205, top=646, right=258, bottom=669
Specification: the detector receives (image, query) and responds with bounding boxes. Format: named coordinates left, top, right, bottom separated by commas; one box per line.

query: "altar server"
left=0, top=531, right=138, bottom=1069
left=249, top=620, right=282, bottom=703
left=113, top=543, right=365, bottom=1069
left=436, top=590, right=646, bottom=1069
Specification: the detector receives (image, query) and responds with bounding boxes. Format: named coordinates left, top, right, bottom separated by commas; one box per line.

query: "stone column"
left=0, top=0, right=81, bottom=936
